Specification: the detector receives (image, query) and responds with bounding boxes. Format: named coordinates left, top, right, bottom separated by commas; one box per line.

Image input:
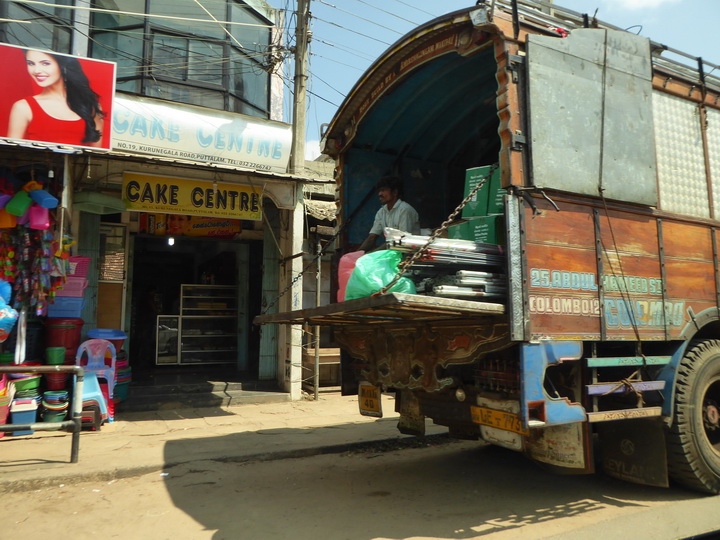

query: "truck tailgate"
left=253, top=292, right=505, bottom=326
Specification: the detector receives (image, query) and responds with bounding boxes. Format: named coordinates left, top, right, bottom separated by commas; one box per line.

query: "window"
left=0, top=2, right=72, bottom=52
left=90, top=0, right=275, bottom=119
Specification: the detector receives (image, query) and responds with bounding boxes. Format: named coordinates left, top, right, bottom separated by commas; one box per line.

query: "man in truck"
left=358, top=175, right=420, bottom=252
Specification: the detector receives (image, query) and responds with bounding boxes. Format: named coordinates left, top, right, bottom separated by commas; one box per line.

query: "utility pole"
left=290, top=0, right=310, bottom=175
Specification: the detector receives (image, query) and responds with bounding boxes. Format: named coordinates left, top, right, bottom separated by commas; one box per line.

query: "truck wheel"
left=667, top=339, right=720, bottom=493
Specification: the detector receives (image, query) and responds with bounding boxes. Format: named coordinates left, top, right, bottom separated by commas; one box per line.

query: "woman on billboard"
left=7, top=50, right=105, bottom=147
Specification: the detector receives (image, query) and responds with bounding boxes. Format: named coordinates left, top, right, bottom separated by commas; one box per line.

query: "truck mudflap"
left=596, top=419, right=669, bottom=488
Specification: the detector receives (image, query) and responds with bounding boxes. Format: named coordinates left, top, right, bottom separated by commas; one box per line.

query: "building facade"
left=0, top=0, right=324, bottom=401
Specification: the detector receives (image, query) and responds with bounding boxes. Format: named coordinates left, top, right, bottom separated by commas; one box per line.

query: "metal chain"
left=262, top=227, right=340, bottom=315
left=262, top=181, right=382, bottom=315
left=378, top=164, right=499, bottom=295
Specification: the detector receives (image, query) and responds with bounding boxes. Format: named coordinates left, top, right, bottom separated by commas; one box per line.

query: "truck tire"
left=666, top=339, right=720, bottom=493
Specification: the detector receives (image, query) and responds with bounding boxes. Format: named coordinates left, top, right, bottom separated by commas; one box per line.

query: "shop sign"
left=0, top=43, right=116, bottom=150
left=140, top=213, right=242, bottom=239
left=112, top=95, right=292, bottom=173
left=122, top=172, right=262, bottom=221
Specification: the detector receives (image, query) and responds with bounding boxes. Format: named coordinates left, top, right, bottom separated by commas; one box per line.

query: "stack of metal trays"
left=430, top=270, right=507, bottom=299
left=385, top=228, right=504, bottom=267
left=384, top=229, right=507, bottom=300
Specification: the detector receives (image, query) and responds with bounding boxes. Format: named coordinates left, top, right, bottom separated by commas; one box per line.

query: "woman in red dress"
left=7, top=50, right=104, bottom=147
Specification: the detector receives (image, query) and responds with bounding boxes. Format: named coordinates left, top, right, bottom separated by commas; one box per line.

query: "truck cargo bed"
left=253, top=292, right=505, bottom=327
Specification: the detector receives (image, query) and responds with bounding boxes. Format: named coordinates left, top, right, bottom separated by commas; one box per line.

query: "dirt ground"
left=5, top=439, right=720, bottom=540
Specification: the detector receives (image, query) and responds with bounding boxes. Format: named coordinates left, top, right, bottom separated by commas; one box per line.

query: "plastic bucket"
left=45, top=347, right=66, bottom=365
left=87, top=329, right=127, bottom=352
left=0, top=397, right=10, bottom=439
left=42, top=408, right=67, bottom=423
left=5, top=320, right=45, bottom=363
left=11, top=375, right=41, bottom=393
left=114, top=380, right=130, bottom=403
left=45, top=318, right=84, bottom=351
left=44, top=372, right=67, bottom=390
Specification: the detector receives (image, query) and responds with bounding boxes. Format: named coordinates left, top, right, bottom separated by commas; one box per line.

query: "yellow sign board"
left=122, top=172, right=262, bottom=221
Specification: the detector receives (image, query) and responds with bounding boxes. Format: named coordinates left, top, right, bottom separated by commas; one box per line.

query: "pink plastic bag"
left=29, top=203, right=49, bottom=230
left=337, top=251, right=364, bottom=302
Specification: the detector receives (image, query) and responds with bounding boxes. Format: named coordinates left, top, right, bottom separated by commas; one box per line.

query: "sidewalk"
left=0, top=392, right=446, bottom=494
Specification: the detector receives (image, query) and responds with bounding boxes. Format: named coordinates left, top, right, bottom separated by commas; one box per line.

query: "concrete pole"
left=290, top=0, right=310, bottom=175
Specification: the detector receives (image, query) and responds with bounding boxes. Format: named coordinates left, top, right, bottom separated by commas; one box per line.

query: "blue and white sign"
left=111, top=94, right=292, bottom=174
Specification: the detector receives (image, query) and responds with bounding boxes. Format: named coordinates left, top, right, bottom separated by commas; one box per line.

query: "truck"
left=256, top=1, right=720, bottom=493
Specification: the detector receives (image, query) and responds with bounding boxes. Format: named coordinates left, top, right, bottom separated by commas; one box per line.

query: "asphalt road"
left=6, top=438, right=720, bottom=539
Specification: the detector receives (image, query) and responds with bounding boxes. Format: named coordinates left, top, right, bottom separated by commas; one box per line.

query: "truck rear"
left=256, top=1, right=720, bottom=493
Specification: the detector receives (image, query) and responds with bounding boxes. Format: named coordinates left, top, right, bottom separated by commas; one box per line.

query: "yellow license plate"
left=358, top=382, right=382, bottom=417
left=471, top=406, right=528, bottom=435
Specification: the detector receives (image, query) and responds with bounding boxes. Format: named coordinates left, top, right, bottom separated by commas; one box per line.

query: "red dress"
left=23, top=96, right=86, bottom=146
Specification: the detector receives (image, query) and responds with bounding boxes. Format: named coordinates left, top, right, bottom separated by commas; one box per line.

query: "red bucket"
left=45, top=318, right=84, bottom=352
left=45, top=372, right=67, bottom=390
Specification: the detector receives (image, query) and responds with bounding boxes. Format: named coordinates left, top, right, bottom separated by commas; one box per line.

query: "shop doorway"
left=129, top=234, right=262, bottom=379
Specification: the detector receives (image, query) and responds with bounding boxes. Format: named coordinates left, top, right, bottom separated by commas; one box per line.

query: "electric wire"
left=350, top=0, right=421, bottom=26
left=387, top=0, right=435, bottom=17
left=314, top=38, right=376, bottom=63
left=5, top=9, right=280, bottom=76
left=314, top=0, right=404, bottom=36
left=311, top=15, right=391, bottom=46
left=311, top=72, right=346, bottom=98
left=8, top=0, right=274, bottom=29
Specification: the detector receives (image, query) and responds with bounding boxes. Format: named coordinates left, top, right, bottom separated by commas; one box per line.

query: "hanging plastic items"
left=29, top=204, right=50, bottom=230
left=5, top=189, right=31, bottom=217
left=0, top=278, right=17, bottom=342
left=0, top=210, right=16, bottom=229
left=26, top=180, right=58, bottom=209
left=0, top=295, right=18, bottom=342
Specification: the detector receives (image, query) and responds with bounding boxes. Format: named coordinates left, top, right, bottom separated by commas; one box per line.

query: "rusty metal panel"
left=526, top=29, right=657, bottom=206
left=334, top=321, right=510, bottom=392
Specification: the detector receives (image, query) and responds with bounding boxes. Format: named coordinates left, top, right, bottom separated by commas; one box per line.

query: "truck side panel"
left=522, top=197, right=719, bottom=341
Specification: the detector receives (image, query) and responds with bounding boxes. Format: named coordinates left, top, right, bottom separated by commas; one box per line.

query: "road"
left=6, top=438, right=720, bottom=540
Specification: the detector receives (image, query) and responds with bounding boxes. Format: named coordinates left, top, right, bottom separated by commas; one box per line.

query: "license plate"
left=358, top=382, right=382, bottom=417
left=471, top=405, right=528, bottom=435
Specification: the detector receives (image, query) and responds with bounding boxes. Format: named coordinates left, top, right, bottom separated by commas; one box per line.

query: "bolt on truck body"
left=255, top=1, right=720, bottom=493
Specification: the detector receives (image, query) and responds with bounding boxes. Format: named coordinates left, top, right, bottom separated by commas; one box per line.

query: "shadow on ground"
left=162, top=430, right=706, bottom=540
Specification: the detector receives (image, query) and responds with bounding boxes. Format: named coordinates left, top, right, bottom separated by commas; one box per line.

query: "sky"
left=287, top=0, right=720, bottom=159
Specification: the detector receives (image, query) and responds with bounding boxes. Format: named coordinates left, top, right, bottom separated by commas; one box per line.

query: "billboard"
left=122, top=172, right=263, bottom=221
left=0, top=43, right=116, bottom=150
left=112, top=94, right=292, bottom=173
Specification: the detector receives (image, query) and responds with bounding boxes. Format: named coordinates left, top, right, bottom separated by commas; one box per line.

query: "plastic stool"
left=75, top=372, right=109, bottom=424
left=75, top=339, right=117, bottom=415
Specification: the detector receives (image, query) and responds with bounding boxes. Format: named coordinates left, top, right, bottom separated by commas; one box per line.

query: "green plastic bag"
left=345, top=250, right=416, bottom=300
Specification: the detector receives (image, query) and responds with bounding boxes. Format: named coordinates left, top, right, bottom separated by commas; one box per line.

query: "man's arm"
left=358, top=233, right=379, bottom=252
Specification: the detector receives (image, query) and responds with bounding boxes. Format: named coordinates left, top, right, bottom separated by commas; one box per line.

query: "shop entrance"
left=129, top=234, right=262, bottom=380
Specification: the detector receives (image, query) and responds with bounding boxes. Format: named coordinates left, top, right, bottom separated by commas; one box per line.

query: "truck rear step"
left=585, top=355, right=669, bottom=423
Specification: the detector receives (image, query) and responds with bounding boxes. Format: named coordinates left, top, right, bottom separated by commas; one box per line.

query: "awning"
left=304, top=199, right=337, bottom=221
